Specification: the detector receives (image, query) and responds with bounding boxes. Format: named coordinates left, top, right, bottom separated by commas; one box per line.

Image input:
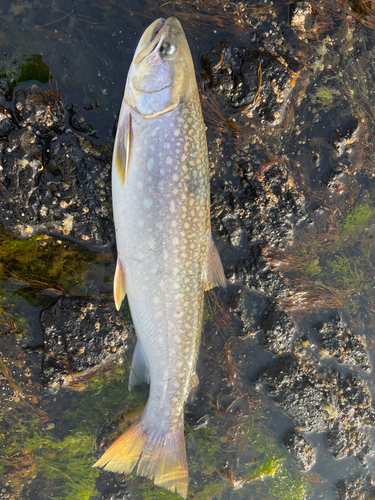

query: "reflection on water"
left=0, top=0, right=375, bottom=498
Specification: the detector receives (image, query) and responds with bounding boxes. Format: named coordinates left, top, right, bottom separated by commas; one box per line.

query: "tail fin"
left=93, top=419, right=188, bottom=498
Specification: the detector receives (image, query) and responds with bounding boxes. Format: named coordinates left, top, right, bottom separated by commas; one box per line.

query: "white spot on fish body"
left=151, top=126, right=160, bottom=137
left=150, top=144, right=155, bottom=151
left=137, top=181, right=143, bottom=189
left=147, top=158, right=154, bottom=171
left=172, top=220, right=177, bottom=228
left=153, top=296, right=160, bottom=305
left=174, top=129, right=180, bottom=136
left=172, top=237, right=178, bottom=245
left=144, top=199, right=152, bottom=208
left=164, top=142, right=170, bottom=150
left=172, top=174, right=179, bottom=182
left=170, top=200, right=176, bottom=213
left=166, top=156, right=172, bottom=165
left=138, top=220, right=144, bottom=227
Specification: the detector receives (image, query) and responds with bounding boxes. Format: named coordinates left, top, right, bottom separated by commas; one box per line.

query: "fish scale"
left=94, top=17, right=226, bottom=498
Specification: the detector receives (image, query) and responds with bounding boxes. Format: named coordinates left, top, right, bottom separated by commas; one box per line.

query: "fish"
left=93, top=17, right=226, bottom=498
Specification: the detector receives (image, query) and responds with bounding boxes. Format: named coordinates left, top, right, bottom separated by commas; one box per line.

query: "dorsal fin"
left=114, top=105, right=132, bottom=186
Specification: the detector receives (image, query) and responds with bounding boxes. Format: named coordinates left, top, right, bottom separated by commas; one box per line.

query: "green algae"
left=0, top=233, right=95, bottom=294
left=341, top=204, right=374, bottom=235
left=0, top=54, right=51, bottom=98
left=241, top=418, right=310, bottom=500
left=0, top=361, right=145, bottom=499
left=315, top=86, right=334, bottom=103
left=326, top=254, right=364, bottom=291
left=305, top=258, right=320, bottom=277
left=187, top=425, right=226, bottom=475
left=1, top=421, right=99, bottom=499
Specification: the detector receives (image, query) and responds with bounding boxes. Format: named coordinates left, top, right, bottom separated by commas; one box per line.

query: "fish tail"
left=93, top=419, right=188, bottom=498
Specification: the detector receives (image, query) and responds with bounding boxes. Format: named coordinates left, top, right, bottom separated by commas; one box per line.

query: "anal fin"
left=114, top=258, right=126, bottom=311
left=204, top=236, right=226, bottom=290
left=128, top=340, right=150, bottom=391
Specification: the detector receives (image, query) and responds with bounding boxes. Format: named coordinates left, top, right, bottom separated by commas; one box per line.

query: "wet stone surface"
left=259, top=343, right=375, bottom=464
left=41, top=296, right=133, bottom=391
left=14, top=86, right=65, bottom=135
left=282, top=431, right=315, bottom=471
left=335, top=474, right=375, bottom=500
left=316, top=316, right=371, bottom=371
left=202, top=40, right=302, bottom=124
left=0, top=85, right=114, bottom=247
left=259, top=300, right=296, bottom=355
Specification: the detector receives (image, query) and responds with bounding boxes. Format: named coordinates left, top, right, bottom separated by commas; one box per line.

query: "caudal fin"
left=93, top=420, right=188, bottom=498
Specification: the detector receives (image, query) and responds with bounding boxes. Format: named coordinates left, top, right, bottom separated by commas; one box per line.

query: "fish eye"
left=160, top=42, right=175, bottom=56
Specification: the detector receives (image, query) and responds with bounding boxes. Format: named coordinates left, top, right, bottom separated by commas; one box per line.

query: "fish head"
left=125, top=17, right=196, bottom=117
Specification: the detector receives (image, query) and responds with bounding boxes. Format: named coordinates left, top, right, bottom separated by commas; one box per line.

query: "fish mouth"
left=134, top=18, right=167, bottom=65
left=150, top=18, right=165, bottom=43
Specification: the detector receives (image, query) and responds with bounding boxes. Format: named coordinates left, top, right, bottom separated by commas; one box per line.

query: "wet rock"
left=14, top=86, right=65, bottom=135
left=260, top=349, right=375, bottom=463
left=330, top=118, right=359, bottom=157
left=282, top=431, right=315, bottom=471
left=68, top=105, right=93, bottom=134
left=316, top=316, right=370, bottom=371
left=202, top=42, right=302, bottom=125
left=201, top=41, right=233, bottom=98
left=0, top=103, right=15, bottom=137
left=0, top=85, right=114, bottom=247
left=290, top=2, right=314, bottom=33
left=40, top=296, right=132, bottom=391
left=259, top=301, right=296, bottom=355
left=335, top=474, right=375, bottom=500
left=0, top=127, right=114, bottom=247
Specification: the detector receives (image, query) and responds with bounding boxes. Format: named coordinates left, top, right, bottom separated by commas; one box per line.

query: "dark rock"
left=68, top=105, right=93, bottom=134
left=14, top=86, right=65, bottom=135
left=282, top=431, right=315, bottom=471
left=201, top=42, right=302, bottom=125
left=0, top=103, right=15, bottom=137
left=259, top=301, right=296, bottom=355
left=40, top=296, right=133, bottom=391
left=335, top=474, right=375, bottom=500
left=0, top=127, right=114, bottom=247
left=261, top=349, right=375, bottom=462
left=316, top=316, right=370, bottom=371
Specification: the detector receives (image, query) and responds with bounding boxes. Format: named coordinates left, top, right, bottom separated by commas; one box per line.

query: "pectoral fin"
left=114, top=258, right=126, bottom=310
left=114, top=105, right=132, bottom=186
left=204, top=236, right=226, bottom=290
left=128, top=340, right=150, bottom=391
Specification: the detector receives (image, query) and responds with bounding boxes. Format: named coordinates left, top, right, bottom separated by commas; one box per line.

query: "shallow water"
left=0, top=0, right=375, bottom=499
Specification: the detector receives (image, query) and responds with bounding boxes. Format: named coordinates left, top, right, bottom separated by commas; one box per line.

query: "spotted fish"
left=94, top=17, right=226, bottom=498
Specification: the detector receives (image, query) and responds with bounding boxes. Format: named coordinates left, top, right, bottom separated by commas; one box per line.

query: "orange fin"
left=204, top=236, right=226, bottom=290
left=114, top=106, right=132, bottom=186
left=94, top=420, right=188, bottom=498
left=114, top=258, right=126, bottom=310
left=128, top=340, right=150, bottom=391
